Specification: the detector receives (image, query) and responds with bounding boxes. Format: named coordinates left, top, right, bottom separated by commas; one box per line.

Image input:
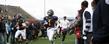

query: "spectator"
left=59, top=16, right=70, bottom=44
left=0, top=16, right=6, bottom=44
left=82, top=0, right=93, bottom=44
left=92, top=0, right=109, bottom=44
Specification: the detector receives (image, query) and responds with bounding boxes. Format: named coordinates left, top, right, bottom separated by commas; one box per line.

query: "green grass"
left=28, top=34, right=75, bottom=44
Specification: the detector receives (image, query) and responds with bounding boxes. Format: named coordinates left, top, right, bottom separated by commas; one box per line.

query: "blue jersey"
left=44, top=16, right=58, bottom=27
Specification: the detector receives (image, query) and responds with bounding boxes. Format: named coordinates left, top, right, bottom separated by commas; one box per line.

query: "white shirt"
left=82, top=8, right=93, bottom=35
left=59, top=19, right=70, bottom=29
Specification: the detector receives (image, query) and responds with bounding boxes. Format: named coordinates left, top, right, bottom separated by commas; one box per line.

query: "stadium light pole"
left=4, top=0, right=8, bottom=23
left=4, top=0, right=7, bottom=15
left=5, top=0, right=6, bottom=13
left=44, top=0, right=46, bottom=16
left=17, top=0, right=20, bottom=13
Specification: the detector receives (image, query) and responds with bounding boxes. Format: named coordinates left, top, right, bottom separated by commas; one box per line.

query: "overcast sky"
left=0, top=0, right=92, bottom=20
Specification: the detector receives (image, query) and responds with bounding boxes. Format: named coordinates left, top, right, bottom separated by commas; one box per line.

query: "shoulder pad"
left=53, top=16, right=58, bottom=18
left=105, top=0, right=109, bottom=5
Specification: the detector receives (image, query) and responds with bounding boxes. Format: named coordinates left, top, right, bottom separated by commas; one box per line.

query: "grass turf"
left=28, top=34, right=75, bottom=44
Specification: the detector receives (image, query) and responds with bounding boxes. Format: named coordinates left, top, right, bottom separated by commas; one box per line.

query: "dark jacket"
left=93, top=0, right=109, bottom=42
left=0, top=21, right=6, bottom=33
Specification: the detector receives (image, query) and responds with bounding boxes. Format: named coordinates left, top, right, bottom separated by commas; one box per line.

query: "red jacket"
left=75, top=27, right=81, bottom=39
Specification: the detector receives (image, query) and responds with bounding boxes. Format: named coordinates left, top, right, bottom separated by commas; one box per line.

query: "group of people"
left=0, top=12, right=40, bottom=44
left=0, top=8, right=71, bottom=44
left=0, top=0, right=109, bottom=44
left=74, top=0, right=109, bottom=44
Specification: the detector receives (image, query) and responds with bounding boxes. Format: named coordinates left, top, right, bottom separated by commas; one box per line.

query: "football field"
left=28, top=34, right=76, bottom=44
